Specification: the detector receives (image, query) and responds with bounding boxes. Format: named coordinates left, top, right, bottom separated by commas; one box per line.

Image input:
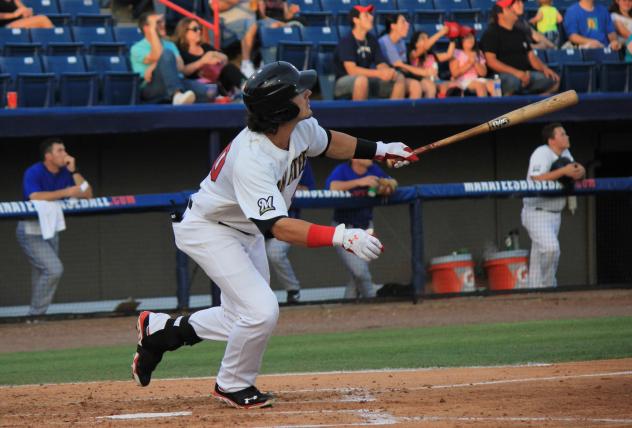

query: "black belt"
left=535, top=208, right=562, bottom=213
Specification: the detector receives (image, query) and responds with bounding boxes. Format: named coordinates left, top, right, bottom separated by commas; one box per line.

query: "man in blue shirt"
left=325, top=159, right=396, bottom=299
left=16, top=138, right=93, bottom=316
left=333, top=5, right=405, bottom=100
left=131, top=13, right=212, bottom=104
left=564, top=0, right=621, bottom=49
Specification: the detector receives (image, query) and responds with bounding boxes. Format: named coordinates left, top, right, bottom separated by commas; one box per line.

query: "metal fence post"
left=409, top=198, right=425, bottom=303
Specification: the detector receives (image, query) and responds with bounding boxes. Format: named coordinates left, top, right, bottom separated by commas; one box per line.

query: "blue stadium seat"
left=42, top=54, right=98, bottom=105
left=413, top=22, right=444, bottom=36
left=22, top=0, right=60, bottom=15
left=85, top=53, right=138, bottom=105
left=315, top=42, right=337, bottom=100
left=337, top=24, right=351, bottom=38
left=434, top=0, right=470, bottom=11
left=59, top=0, right=100, bottom=15
left=46, top=42, right=84, bottom=55
left=17, top=74, right=56, bottom=107
left=0, top=28, right=31, bottom=48
left=398, top=0, right=435, bottom=12
left=277, top=41, right=313, bottom=70
left=301, top=25, right=339, bottom=44
left=598, top=62, right=629, bottom=92
left=533, top=48, right=547, bottom=64
left=46, top=13, right=72, bottom=27
left=290, top=0, right=323, bottom=12
left=113, top=26, right=143, bottom=48
left=72, top=26, right=115, bottom=45
left=259, top=26, right=302, bottom=64
left=562, top=62, right=596, bottom=92
left=360, top=0, right=397, bottom=11
left=102, top=72, right=139, bottom=105
left=2, top=43, right=43, bottom=57
left=0, top=73, right=9, bottom=107
left=0, top=55, right=44, bottom=79
left=547, top=48, right=583, bottom=64
left=299, top=11, right=335, bottom=26
left=74, top=13, right=114, bottom=27
left=581, top=48, right=621, bottom=63
left=412, top=9, right=444, bottom=24
left=451, top=8, right=481, bottom=23
left=30, top=27, right=74, bottom=47
left=320, top=0, right=358, bottom=14
left=374, top=9, right=403, bottom=27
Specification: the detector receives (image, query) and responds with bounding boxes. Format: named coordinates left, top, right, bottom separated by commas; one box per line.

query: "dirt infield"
left=2, top=290, right=632, bottom=427
left=1, top=359, right=631, bottom=427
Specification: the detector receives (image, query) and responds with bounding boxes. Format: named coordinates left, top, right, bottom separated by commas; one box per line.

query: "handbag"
left=199, top=63, right=224, bottom=83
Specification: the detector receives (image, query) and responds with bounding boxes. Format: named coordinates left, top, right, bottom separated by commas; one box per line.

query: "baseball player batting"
left=131, top=62, right=418, bottom=409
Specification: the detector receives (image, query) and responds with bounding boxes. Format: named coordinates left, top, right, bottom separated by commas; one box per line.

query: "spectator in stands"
left=408, top=28, right=458, bottom=98
left=626, top=32, right=632, bottom=60
left=265, top=161, right=315, bottom=305
left=0, top=0, right=53, bottom=28
left=173, top=17, right=245, bottom=97
left=529, top=0, right=563, bottom=47
left=521, top=123, right=585, bottom=288
left=378, top=13, right=424, bottom=98
left=256, top=0, right=304, bottom=26
left=16, top=138, right=93, bottom=316
left=333, top=4, right=406, bottom=101
left=481, top=0, right=560, bottom=96
left=215, top=0, right=258, bottom=77
left=610, top=0, right=632, bottom=45
left=449, top=26, right=495, bottom=97
left=563, top=0, right=621, bottom=49
left=131, top=13, right=214, bottom=105
left=326, top=159, right=397, bottom=299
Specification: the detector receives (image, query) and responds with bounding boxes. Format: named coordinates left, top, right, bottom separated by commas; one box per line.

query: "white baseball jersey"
left=523, top=145, right=573, bottom=212
left=190, top=117, right=329, bottom=235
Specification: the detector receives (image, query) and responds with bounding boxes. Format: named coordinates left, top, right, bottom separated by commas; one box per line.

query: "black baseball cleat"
left=211, top=384, right=275, bottom=409
left=131, top=311, right=164, bottom=387
left=286, top=290, right=300, bottom=305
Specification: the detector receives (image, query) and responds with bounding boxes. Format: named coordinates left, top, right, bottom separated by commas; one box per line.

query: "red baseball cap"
left=496, top=0, right=519, bottom=8
left=349, top=4, right=375, bottom=19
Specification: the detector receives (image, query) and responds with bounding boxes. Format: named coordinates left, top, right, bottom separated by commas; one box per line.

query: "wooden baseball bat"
left=411, top=90, right=579, bottom=156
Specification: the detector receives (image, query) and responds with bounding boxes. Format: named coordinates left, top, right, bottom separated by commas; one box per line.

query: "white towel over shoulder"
left=31, top=200, right=66, bottom=240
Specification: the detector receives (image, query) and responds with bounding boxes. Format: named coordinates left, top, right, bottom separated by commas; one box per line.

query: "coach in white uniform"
left=130, top=61, right=419, bottom=409
left=521, top=123, right=585, bottom=289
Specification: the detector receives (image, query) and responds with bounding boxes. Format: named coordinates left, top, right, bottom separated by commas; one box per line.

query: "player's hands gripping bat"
left=375, top=141, right=419, bottom=168
left=332, top=223, right=383, bottom=261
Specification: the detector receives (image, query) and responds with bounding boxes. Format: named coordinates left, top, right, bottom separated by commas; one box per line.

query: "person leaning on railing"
left=16, top=138, right=93, bottom=317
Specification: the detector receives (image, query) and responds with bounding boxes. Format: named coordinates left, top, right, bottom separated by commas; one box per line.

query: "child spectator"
left=408, top=27, right=458, bottom=98
left=449, top=26, right=495, bottom=97
left=609, top=0, right=632, bottom=45
left=529, top=0, right=563, bottom=47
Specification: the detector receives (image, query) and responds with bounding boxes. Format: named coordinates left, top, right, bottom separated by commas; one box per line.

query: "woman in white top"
left=609, top=0, right=632, bottom=44
left=449, top=26, right=494, bottom=97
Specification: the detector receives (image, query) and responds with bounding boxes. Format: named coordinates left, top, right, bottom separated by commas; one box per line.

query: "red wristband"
left=306, top=224, right=336, bottom=248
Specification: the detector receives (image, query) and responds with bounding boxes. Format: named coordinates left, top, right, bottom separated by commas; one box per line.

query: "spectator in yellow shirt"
left=529, top=0, right=564, bottom=47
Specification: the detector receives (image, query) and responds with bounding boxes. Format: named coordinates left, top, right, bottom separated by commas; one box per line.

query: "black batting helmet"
left=243, top=61, right=317, bottom=124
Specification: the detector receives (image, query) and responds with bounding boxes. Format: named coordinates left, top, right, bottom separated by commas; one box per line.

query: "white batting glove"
left=374, top=141, right=419, bottom=168
left=332, top=224, right=383, bottom=261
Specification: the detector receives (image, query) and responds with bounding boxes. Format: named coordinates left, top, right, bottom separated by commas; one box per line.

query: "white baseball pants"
left=521, top=207, right=561, bottom=288
left=172, top=208, right=279, bottom=392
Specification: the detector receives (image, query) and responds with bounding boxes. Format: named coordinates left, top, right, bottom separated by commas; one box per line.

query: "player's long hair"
left=247, top=113, right=280, bottom=134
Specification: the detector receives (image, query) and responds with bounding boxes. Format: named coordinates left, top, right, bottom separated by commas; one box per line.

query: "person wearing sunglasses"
left=173, top=17, right=244, bottom=97
left=131, top=12, right=215, bottom=104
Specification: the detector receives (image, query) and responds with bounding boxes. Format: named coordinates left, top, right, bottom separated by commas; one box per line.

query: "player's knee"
left=251, top=302, right=279, bottom=330
left=47, top=261, right=64, bottom=280
left=540, top=242, right=560, bottom=255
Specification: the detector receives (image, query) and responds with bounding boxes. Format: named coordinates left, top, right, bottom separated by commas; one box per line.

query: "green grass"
left=1, top=316, right=631, bottom=386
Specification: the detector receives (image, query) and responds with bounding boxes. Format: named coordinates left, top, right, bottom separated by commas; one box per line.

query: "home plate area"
left=2, top=359, right=631, bottom=427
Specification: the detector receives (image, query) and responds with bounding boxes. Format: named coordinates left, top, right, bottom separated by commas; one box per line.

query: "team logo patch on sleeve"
left=258, top=196, right=275, bottom=216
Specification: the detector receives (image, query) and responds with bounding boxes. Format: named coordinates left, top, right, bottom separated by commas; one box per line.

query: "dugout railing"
left=1, top=177, right=631, bottom=318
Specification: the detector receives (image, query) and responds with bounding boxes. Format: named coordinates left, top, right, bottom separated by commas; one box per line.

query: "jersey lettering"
left=277, top=150, right=308, bottom=192
left=210, top=143, right=232, bottom=182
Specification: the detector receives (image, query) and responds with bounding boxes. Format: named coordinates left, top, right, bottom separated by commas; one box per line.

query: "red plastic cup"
left=6, top=91, right=17, bottom=109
